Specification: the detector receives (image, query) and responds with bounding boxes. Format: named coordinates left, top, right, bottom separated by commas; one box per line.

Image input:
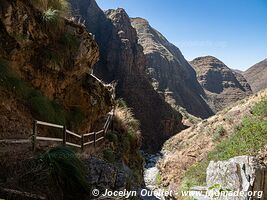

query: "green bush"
left=39, top=146, right=89, bottom=198
left=103, top=148, right=115, bottom=163
left=212, top=126, right=225, bottom=141
left=106, top=132, right=119, bottom=144
left=59, top=33, right=80, bottom=50
left=208, top=118, right=267, bottom=161
left=252, top=98, right=267, bottom=117
left=31, top=0, right=70, bottom=14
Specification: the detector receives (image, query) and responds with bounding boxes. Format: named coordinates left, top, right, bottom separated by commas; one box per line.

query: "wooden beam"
left=84, top=141, right=94, bottom=146
left=36, top=121, right=64, bottom=129
left=66, top=142, right=81, bottom=148
left=84, top=132, right=95, bottom=137
left=66, top=130, right=81, bottom=138
left=32, top=120, right=37, bottom=152
left=36, top=137, right=63, bottom=142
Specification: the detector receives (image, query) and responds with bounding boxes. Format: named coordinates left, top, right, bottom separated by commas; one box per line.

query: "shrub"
left=103, top=148, right=115, bottom=163
left=106, top=131, right=119, bottom=144
left=59, top=33, right=80, bottom=50
left=39, top=146, right=89, bottom=198
left=31, top=0, right=70, bottom=37
left=252, top=98, right=267, bottom=117
left=212, top=126, right=225, bottom=142
left=208, top=117, right=267, bottom=161
left=156, top=172, right=162, bottom=186
left=31, top=0, right=70, bottom=15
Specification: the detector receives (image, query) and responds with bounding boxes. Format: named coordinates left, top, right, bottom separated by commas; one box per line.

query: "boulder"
left=207, top=156, right=267, bottom=199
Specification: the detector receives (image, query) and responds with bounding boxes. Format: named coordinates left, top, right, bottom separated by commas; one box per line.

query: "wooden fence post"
left=62, top=126, right=66, bottom=145
left=32, top=120, right=37, bottom=152
left=81, top=134, right=84, bottom=152
left=94, top=132, right=96, bottom=148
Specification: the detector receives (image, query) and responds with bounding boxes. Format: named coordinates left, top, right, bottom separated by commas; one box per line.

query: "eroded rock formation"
left=131, top=17, right=213, bottom=118
left=190, top=56, right=252, bottom=112
left=243, top=58, right=267, bottom=93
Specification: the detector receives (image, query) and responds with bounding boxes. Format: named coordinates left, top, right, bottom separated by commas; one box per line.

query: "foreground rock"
left=190, top=56, right=252, bottom=113
left=206, top=156, right=267, bottom=200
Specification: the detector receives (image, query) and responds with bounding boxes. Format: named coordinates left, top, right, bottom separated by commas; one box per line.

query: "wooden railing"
left=31, top=110, right=114, bottom=152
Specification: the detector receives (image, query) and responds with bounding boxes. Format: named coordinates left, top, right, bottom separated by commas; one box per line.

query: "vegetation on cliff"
left=103, top=99, right=144, bottom=186
left=0, top=59, right=85, bottom=128
left=181, top=97, right=267, bottom=189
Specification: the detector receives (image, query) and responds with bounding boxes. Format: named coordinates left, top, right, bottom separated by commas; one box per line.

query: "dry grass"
left=114, top=106, right=141, bottom=142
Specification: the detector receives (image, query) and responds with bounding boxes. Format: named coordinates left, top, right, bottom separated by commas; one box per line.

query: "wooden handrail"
left=66, top=130, right=82, bottom=138
left=36, top=136, right=63, bottom=142
left=84, top=132, right=94, bottom=137
left=29, top=109, right=114, bottom=151
left=36, top=121, right=64, bottom=129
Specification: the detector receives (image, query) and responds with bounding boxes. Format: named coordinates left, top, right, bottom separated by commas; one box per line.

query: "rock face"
left=71, top=0, right=184, bottom=152
left=207, top=156, right=267, bottom=200
left=131, top=18, right=213, bottom=119
left=190, top=56, right=252, bottom=113
left=85, top=157, right=131, bottom=193
left=243, top=58, right=267, bottom=93
left=0, top=0, right=113, bottom=133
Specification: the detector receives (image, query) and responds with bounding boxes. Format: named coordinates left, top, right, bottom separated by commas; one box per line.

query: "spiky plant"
left=31, top=0, right=70, bottom=15
left=30, top=0, right=70, bottom=36
left=39, top=146, right=89, bottom=199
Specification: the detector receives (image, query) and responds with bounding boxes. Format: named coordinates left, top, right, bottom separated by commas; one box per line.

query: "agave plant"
left=39, top=146, right=89, bottom=198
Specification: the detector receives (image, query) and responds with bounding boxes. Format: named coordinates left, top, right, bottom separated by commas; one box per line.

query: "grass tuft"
left=39, top=146, right=89, bottom=198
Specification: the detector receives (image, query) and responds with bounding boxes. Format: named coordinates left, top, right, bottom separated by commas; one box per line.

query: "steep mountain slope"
left=243, top=58, right=267, bottom=92
left=190, top=56, right=252, bottom=112
left=131, top=18, right=213, bottom=119
left=158, top=88, right=267, bottom=195
left=0, top=0, right=114, bottom=137
left=71, top=0, right=184, bottom=152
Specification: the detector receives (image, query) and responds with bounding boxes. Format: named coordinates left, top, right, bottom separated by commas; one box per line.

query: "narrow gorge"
left=0, top=0, right=266, bottom=200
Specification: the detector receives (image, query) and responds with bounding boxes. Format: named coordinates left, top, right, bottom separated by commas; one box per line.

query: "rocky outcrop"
left=85, top=157, right=134, bottom=193
left=0, top=0, right=113, bottom=133
left=207, top=156, right=267, bottom=200
left=71, top=0, right=184, bottom=152
left=243, top=58, right=267, bottom=93
left=131, top=18, right=213, bottom=119
left=190, top=56, right=252, bottom=113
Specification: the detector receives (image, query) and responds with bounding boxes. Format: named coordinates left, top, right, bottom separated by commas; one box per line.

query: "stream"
left=141, top=152, right=165, bottom=200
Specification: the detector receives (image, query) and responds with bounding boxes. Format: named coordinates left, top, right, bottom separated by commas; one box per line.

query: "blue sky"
left=96, top=0, right=267, bottom=70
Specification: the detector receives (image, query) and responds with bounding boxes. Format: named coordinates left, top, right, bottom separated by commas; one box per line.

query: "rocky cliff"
left=243, top=58, right=267, bottom=93
left=190, top=56, right=252, bottom=113
left=0, top=0, right=113, bottom=135
left=131, top=18, right=213, bottom=119
left=71, top=0, right=184, bottom=152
